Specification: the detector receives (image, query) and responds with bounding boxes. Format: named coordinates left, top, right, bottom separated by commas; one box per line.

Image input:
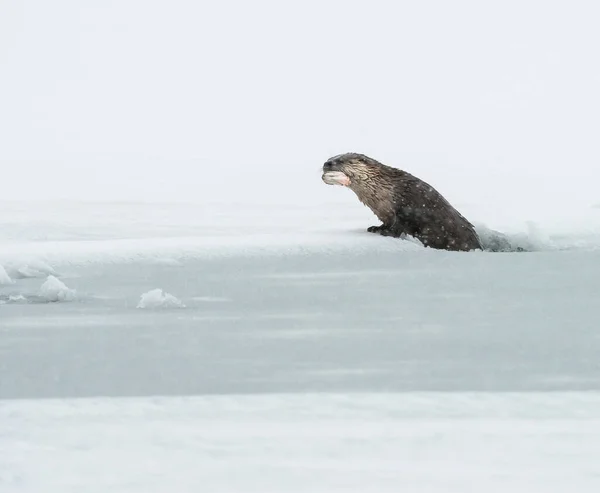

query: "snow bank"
left=39, top=275, right=76, bottom=302
left=137, top=288, right=185, bottom=309
left=475, top=222, right=555, bottom=252
left=0, top=264, right=13, bottom=285
left=1, top=201, right=600, bottom=267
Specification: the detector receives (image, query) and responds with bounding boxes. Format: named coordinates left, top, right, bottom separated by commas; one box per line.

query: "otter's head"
left=321, top=153, right=383, bottom=188
left=321, top=152, right=400, bottom=223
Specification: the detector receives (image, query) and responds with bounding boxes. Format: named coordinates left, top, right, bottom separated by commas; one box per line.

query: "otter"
left=321, top=152, right=483, bottom=252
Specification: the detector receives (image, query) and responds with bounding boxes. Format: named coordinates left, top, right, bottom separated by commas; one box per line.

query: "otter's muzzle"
left=322, top=171, right=351, bottom=186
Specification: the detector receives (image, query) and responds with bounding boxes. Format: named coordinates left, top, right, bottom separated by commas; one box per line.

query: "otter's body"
left=322, top=153, right=482, bottom=252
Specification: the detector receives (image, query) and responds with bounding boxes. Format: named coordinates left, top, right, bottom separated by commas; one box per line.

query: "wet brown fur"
left=322, top=153, right=483, bottom=252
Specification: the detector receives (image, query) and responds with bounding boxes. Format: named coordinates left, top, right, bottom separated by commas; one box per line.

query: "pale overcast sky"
left=1, top=0, right=599, bottom=206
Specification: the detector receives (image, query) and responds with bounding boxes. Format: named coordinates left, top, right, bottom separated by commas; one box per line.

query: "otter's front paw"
left=379, top=228, right=400, bottom=238
left=367, top=225, right=384, bottom=234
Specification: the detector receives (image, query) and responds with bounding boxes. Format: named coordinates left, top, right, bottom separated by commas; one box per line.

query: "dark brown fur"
left=322, top=153, right=483, bottom=252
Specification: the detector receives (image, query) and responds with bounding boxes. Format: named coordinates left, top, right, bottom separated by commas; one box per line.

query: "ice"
left=3, top=247, right=600, bottom=398
left=0, top=264, right=13, bottom=285
left=137, top=288, right=186, bottom=309
left=145, top=257, right=184, bottom=267
left=39, top=275, right=77, bottom=302
left=1, top=258, right=59, bottom=279
left=192, top=296, right=230, bottom=303
left=14, top=260, right=58, bottom=279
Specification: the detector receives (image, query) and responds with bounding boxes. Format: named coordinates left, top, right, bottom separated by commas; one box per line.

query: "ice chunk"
left=3, top=259, right=59, bottom=279
left=40, top=275, right=77, bottom=302
left=137, top=288, right=186, bottom=309
left=0, top=264, right=14, bottom=285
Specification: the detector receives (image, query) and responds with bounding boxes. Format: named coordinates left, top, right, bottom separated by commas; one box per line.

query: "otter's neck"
left=349, top=173, right=397, bottom=226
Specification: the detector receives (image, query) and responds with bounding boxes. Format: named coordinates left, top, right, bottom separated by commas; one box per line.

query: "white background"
left=2, top=0, right=599, bottom=213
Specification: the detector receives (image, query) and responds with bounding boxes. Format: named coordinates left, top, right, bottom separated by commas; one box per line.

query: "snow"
left=137, top=288, right=186, bottom=309
left=39, top=275, right=76, bottom=302
left=2, top=393, right=600, bottom=493
left=0, top=200, right=598, bottom=268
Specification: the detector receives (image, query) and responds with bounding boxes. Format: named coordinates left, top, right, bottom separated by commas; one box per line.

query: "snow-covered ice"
left=137, top=288, right=186, bottom=309
left=2, top=393, right=600, bottom=493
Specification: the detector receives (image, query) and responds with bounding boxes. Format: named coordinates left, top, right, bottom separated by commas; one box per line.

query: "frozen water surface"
left=2, top=199, right=600, bottom=491
left=2, top=201, right=600, bottom=492
left=2, top=247, right=600, bottom=398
